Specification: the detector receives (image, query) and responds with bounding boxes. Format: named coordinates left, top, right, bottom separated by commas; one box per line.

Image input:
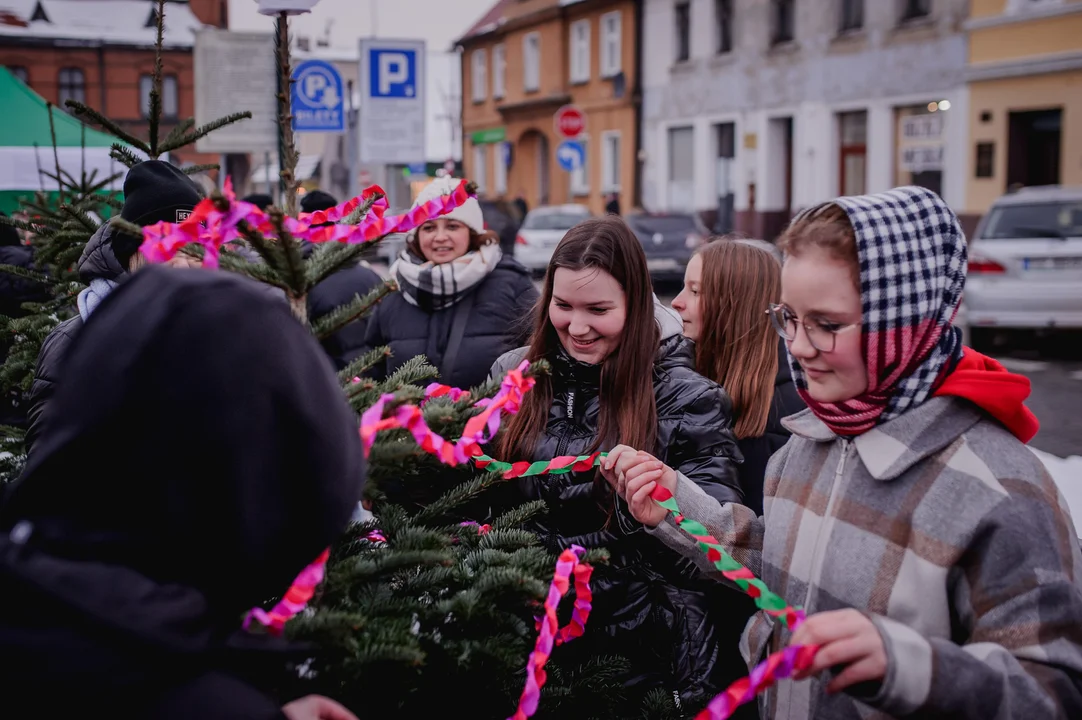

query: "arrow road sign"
left=557, top=140, right=585, bottom=172
left=292, top=59, right=345, bottom=133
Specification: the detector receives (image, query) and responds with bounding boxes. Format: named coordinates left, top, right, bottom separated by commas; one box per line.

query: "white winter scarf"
left=391, top=243, right=503, bottom=311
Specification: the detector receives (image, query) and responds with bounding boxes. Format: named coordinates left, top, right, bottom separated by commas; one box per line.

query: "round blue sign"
left=292, top=59, right=345, bottom=133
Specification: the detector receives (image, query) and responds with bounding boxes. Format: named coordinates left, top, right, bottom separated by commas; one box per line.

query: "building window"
left=674, top=2, right=691, bottom=62
left=839, top=0, right=863, bottom=32
left=772, top=0, right=795, bottom=44
left=715, top=0, right=733, bottom=54
left=975, top=142, right=995, bottom=179
left=494, top=142, right=508, bottom=195
left=715, top=122, right=736, bottom=233
left=668, top=125, right=695, bottom=211
left=139, top=74, right=178, bottom=119
left=600, top=11, right=622, bottom=77
left=523, top=32, right=540, bottom=92
left=570, top=19, right=590, bottom=84
left=601, top=131, right=621, bottom=192
left=472, top=144, right=488, bottom=194
left=900, top=0, right=931, bottom=22
left=838, top=111, right=867, bottom=196
left=571, top=136, right=589, bottom=196
left=57, top=67, right=85, bottom=107
left=492, top=44, right=506, bottom=99
left=8, top=66, right=29, bottom=85
left=471, top=49, right=487, bottom=103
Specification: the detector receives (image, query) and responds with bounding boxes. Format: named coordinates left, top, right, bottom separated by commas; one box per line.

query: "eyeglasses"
left=766, top=303, right=859, bottom=354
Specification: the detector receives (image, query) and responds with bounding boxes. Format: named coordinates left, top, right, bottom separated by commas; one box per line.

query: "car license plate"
left=1024, top=257, right=1082, bottom=270
left=647, top=258, right=680, bottom=272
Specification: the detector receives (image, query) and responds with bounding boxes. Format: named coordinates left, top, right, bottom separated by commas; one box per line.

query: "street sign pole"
left=347, top=79, right=359, bottom=199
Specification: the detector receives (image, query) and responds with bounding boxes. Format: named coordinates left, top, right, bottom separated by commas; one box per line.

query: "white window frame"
left=492, top=43, right=506, bottom=99
left=471, top=49, right=487, bottom=103
left=139, top=74, right=178, bottom=119
left=523, top=32, right=541, bottom=92
left=570, top=135, right=589, bottom=196
left=600, top=10, right=622, bottom=77
left=472, top=144, right=488, bottom=194
left=494, top=142, right=508, bottom=194
left=601, top=130, right=621, bottom=192
left=569, top=19, right=591, bottom=84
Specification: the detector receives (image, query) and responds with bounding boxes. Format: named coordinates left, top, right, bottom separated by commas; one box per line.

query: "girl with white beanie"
left=364, top=176, right=539, bottom=389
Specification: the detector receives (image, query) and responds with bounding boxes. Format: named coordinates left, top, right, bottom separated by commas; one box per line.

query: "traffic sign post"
left=554, top=104, right=585, bottom=139
left=556, top=140, right=585, bottom=173
left=292, top=59, right=345, bottom=133
left=358, top=38, right=426, bottom=165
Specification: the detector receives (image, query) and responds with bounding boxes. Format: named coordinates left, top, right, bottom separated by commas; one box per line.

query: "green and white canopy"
left=0, top=66, right=125, bottom=213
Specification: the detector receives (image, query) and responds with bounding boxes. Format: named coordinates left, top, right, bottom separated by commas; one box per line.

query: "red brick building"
left=0, top=0, right=227, bottom=169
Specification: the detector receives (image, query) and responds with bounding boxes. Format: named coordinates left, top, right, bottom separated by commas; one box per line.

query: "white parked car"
left=964, top=186, right=1082, bottom=347
left=515, top=204, right=592, bottom=273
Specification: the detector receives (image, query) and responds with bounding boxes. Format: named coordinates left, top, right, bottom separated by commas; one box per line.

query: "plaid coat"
left=649, top=396, right=1082, bottom=718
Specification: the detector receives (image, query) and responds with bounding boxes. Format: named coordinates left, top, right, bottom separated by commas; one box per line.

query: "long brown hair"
left=694, top=239, right=782, bottom=439
left=496, top=216, right=659, bottom=462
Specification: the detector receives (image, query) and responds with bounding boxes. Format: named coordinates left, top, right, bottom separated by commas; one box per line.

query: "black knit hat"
left=112, top=161, right=203, bottom=269
left=300, top=190, right=338, bottom=214
left=0, top=212, right=20, bottom=247
left=242, top=193, right=274, bottom=210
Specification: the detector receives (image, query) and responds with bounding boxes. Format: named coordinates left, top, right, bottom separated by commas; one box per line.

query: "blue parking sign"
left=368, top=48, right=417, bottom=98
left=292, top=59, right=344, bottom=133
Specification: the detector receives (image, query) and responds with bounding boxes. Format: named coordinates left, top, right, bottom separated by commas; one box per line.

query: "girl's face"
left=780, top=247, right=867, bottom=403
left=417, top=217, right=471, bottom=264
left=671, top=253, right=703, bottom=341
left=549, top=267, right=627, bottom=365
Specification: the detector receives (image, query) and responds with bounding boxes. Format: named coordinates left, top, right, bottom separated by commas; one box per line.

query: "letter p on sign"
left=378, top=52, right=410, bottom=94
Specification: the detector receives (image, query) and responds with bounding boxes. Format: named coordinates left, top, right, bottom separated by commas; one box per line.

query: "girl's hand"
left=601, top=445, right=675, bottom=527
left=282, top=695, right=359, bottom=720
left=790, top=609, right=888, bottom=694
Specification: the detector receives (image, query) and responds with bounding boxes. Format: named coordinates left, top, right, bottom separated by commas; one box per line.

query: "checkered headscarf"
left=789, top=186, right=968, bottom=436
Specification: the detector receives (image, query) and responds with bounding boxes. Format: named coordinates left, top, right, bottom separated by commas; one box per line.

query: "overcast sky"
left=229, top=0, right=496, bottom=54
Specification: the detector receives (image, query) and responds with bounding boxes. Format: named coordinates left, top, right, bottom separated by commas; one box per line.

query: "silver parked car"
left=965, top=186, right=1082, bottom=346
left=514, top=204, right=592, bottom=273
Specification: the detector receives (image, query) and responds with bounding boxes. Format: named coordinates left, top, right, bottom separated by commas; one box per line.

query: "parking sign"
left=292, top=59, right=344, bottom=133
left=359, top=38, right=426, bottom=164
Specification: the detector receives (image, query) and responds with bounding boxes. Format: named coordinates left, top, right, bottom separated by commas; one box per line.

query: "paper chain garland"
left=139, top=177, right=474, bottom=269
left=509, top=545, right=594, bottom=720
left=243, top=548, right=330, bottom=636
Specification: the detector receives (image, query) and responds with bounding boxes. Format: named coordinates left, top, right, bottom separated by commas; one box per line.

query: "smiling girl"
left=489, top=216, right=753, bottom=713
left=604, top=187, right=1082, bottom=719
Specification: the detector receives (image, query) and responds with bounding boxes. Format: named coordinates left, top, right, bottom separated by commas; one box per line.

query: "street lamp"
left=257, top=0, right=319, bottom=15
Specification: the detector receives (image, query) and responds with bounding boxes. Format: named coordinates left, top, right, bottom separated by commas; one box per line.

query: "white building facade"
left=640, top=0, right=969, bottom=239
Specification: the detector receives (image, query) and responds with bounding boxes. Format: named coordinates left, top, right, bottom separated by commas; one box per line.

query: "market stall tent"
left=0, top=66, right=126, bottom=213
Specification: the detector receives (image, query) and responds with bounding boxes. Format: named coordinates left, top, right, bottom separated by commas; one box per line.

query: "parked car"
left=964, top=186, right=1082, bottom=348
left=479, top=198, right=522, bottom=256
left=515, top=204, right=592, bottom=273
left=625, top=212, right=709, bottom=283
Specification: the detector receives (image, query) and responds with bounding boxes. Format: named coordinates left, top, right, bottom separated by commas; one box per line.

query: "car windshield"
left=627, top=215, right=698, bottom=235
left=981, top=201, right=1082, bottom=239
left=522, top=212, right=586, bottom=230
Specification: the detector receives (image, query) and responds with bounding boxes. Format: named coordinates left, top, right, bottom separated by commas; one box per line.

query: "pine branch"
left=59, top=203, right=99, bottom=232
left=47, top=103, right=63, bottom=203
left=180, top=163, right=218, bottom=175
left=311, top=280, right=394, bottom=341
left=111, top=143, right=144, bottom=169
left=66, top=102, right=151, bottom=153
left=84, top=170, right=125, bottom=196
left=491, top=501, right=548, bottom=530
left=304, top=242, right=367, bottom=287
left=162, top=117, right=194, bottom=147
left=159, top=112, right=252, bottom=154
left=217, top=248, right=290, bottom=290
left=0, top=264, right=58, bottom=287
left=338, top=346, right=391, bottom=386
left=0, top=214, right=48, bottom=236
left=341, top=187, right=387, bottom=225
left=268, top=208, right=306, bottom=296
left=413, top=474, right=507, bottom=526
left=109, top=217, right=144, bottom=239
left=147, top=0, right=166, bottom=156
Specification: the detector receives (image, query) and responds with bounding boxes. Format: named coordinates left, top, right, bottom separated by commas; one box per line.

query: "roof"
left=456, top=0, right=508, bottom=44
left=0, top=66, right=118, bottom=147
left=0, top=0, right=204, bottom=48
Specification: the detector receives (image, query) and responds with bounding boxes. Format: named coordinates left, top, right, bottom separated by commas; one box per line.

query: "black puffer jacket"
left=24, top=222, right=127, bottom=451
left=365, top=254, right=538, bottom=390
left=734, top=340, right=805, bottom=516
left=488, top=306, right=756, bottom=712
left=304, top=251, right=384, bottom=370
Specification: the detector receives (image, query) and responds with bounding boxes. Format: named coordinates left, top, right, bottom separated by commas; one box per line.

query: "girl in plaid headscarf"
left=601, top=187, right=1082, bottom=720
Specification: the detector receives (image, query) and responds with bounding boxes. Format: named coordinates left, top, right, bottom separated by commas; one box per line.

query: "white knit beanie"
left=410, top=176, right=485, bottom=234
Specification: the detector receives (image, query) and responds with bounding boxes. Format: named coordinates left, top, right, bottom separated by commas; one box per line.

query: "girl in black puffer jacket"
left=489, top=216, right=755, bottom=715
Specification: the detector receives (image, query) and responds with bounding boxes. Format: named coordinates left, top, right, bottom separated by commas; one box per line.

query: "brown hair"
left=496, top=216, right=659, bottom=469
left=406, top=225, right=498, bottom=259
left=777, top=203, right=860, bottom=289
left=695, top=239, right=783, bottom=439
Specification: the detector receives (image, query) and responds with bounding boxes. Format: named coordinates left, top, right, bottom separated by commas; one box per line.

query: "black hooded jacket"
left=488, top=308, right=755, bottom=711
left=0, top=267, right=365, bottom=718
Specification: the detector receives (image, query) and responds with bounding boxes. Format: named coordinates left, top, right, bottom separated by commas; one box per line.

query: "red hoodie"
left=933, top=347, right=1040, bottom=443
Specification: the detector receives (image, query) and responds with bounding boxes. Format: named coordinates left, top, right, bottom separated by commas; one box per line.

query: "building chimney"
left=186, top=0, right=227, bottom=28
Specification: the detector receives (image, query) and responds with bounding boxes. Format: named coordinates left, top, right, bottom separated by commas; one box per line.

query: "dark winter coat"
left=306, top=258, right=384, bottom=371
left=488, top=306, right=757, bottom=712
left=0, top=267, right=364, bottom=719
left=365, top=254, right=538, bottom=390
left=733, top=340, right=805, bottom=516
left=0, top=241, right=50, bottom=427
left=24, top=222, right=127, bottom=451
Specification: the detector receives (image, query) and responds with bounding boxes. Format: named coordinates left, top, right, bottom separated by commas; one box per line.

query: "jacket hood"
left=933, top=347, right=1039, bottom=443
left=77, top=222, right=128, bottom=282
left=654, top=294, right=683, bottom=341
left=1, top=266, right=364, bottom=653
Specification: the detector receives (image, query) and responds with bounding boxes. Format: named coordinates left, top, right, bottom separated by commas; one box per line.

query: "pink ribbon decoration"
left=140, top=178, right=475, bottom=268
left=695, top=642, right=819, bottom=719
left=243, top=548, right=330, bottom=635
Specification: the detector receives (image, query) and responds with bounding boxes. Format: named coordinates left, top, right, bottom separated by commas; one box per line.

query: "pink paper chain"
left=243, top=548, right=330, bottom=635
left=140, top=177, right=475, bottom=268
left=696, top=640, right=818, bottom=719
